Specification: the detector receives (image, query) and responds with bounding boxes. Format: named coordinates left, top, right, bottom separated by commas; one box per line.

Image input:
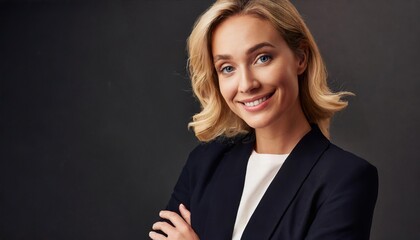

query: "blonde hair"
left=187, top=0, right=352, bottom=141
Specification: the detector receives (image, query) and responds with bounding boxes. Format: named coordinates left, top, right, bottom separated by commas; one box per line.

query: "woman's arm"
left=150, top=148, right=201, bottom=240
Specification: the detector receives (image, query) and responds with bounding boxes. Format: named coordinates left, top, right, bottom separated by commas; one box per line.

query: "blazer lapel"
left=241, top=126, right=330, bottom=240
left=202, top=139, right=254, bottom=239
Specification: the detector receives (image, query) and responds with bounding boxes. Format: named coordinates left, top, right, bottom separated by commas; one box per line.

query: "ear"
left=296, top=44, right=308, bottom=75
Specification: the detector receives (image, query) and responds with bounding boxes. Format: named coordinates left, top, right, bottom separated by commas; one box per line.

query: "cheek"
left=218, top=79, right=237, bottom=103
left=268, top=66, right=299, bottom=91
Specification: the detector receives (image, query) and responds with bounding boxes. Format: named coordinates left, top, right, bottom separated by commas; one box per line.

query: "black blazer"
left=165, top=126, right=378, bottom=240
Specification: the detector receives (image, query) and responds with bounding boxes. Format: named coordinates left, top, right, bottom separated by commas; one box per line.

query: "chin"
left=242, top=117, right=272, bottom=130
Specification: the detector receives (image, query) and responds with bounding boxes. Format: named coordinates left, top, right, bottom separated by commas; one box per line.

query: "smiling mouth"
left=242, top=93, right=274, bottom=107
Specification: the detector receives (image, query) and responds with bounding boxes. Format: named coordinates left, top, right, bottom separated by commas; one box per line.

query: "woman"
left=150, top=0, right=378, bottom=239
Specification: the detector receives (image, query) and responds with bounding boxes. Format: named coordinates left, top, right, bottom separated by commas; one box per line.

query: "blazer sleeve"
left=305, top=161, right=379, bottom=240
left=164, top=151, right=194, bottom=215
left=164, top=139, right=234, bottom=214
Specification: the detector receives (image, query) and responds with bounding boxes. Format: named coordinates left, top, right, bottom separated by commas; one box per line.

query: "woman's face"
left=212, top=14, right=306, bottom=131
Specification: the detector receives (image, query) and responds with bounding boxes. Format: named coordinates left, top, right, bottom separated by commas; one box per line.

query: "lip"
left=239, top=92, right=274, bottom=104
left=238, top=92, right=274, bottom=112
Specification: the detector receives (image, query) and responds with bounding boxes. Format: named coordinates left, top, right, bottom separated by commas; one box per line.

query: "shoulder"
left=187, top=138, right=234, bottom=163
left=321, top=143, right=377, bottom=174
left=313, top=143, right=378, bottom=195
left=181, top=134, right=255, bottom=186
left=187, top=134, right=250, bottom=163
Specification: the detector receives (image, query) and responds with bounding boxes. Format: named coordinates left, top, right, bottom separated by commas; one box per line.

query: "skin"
left=149, top=204, right=199, bottom=240
left=150, top=14, right=311, bottom=240
left=213, top=14, right=310, bottom=154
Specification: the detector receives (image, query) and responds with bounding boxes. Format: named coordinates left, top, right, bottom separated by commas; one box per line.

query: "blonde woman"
left=150, top=0, right=378, bottom=239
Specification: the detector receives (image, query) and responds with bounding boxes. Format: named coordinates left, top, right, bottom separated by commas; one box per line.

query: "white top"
left=232, top=150, right=288, bottom=240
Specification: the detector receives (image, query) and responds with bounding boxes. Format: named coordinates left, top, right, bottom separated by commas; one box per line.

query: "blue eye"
left=221, top=66, right=234, bottom=74
left=257, top=55, right=271, bottom=64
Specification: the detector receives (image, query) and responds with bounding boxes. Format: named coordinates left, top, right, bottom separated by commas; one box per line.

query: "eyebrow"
left=213, top=42, right=275, bottom=62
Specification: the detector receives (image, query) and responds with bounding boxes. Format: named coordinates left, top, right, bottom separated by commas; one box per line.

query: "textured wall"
left=1, top=0, right=419, bottom=239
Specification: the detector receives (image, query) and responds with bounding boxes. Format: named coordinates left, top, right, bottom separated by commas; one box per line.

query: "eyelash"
left=256, top=54, right=272, bottom=64
left=218, top=54, right=272, bottom=74
left=220, top=65, right=234, bottom=74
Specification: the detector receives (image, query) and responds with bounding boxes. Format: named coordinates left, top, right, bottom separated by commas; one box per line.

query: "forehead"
left=211, top=14, right=282, bottom=56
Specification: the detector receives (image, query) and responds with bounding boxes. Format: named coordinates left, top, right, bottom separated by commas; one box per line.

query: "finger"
left=152, top=221, right=175, bottom=236
left=149, top=230, right=166, bottom=240
left=179, top=203, right=191, bottom=225
left=159, top=210, right=186, bottom=228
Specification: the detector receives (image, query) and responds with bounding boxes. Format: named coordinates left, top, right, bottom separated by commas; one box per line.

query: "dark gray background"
left=1, top=0, right=419, bottom=239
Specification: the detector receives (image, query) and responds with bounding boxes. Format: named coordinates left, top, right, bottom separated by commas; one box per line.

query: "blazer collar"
left=242, top=125, right=330, bottom=239
left=201, top=125, right=330, bottom=239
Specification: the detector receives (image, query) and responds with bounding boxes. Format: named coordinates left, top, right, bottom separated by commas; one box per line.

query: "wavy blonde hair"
left=187, top=0, right=352, bottom=141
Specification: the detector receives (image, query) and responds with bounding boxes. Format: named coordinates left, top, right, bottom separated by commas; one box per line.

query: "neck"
left=254, top=108, right=311, bottom=154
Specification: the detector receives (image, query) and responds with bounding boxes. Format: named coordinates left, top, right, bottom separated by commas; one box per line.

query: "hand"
left=149, top=204, right=199, bottom=240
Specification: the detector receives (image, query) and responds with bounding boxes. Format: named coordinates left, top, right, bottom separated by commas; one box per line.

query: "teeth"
left=244, top=96, right=267, bottom=107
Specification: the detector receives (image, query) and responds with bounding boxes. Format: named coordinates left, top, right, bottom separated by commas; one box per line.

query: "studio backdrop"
left=1, top=0, right=419, bottom=239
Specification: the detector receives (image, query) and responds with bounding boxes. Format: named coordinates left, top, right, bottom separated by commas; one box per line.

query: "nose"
left=238, top=67, right=260, bottom=93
